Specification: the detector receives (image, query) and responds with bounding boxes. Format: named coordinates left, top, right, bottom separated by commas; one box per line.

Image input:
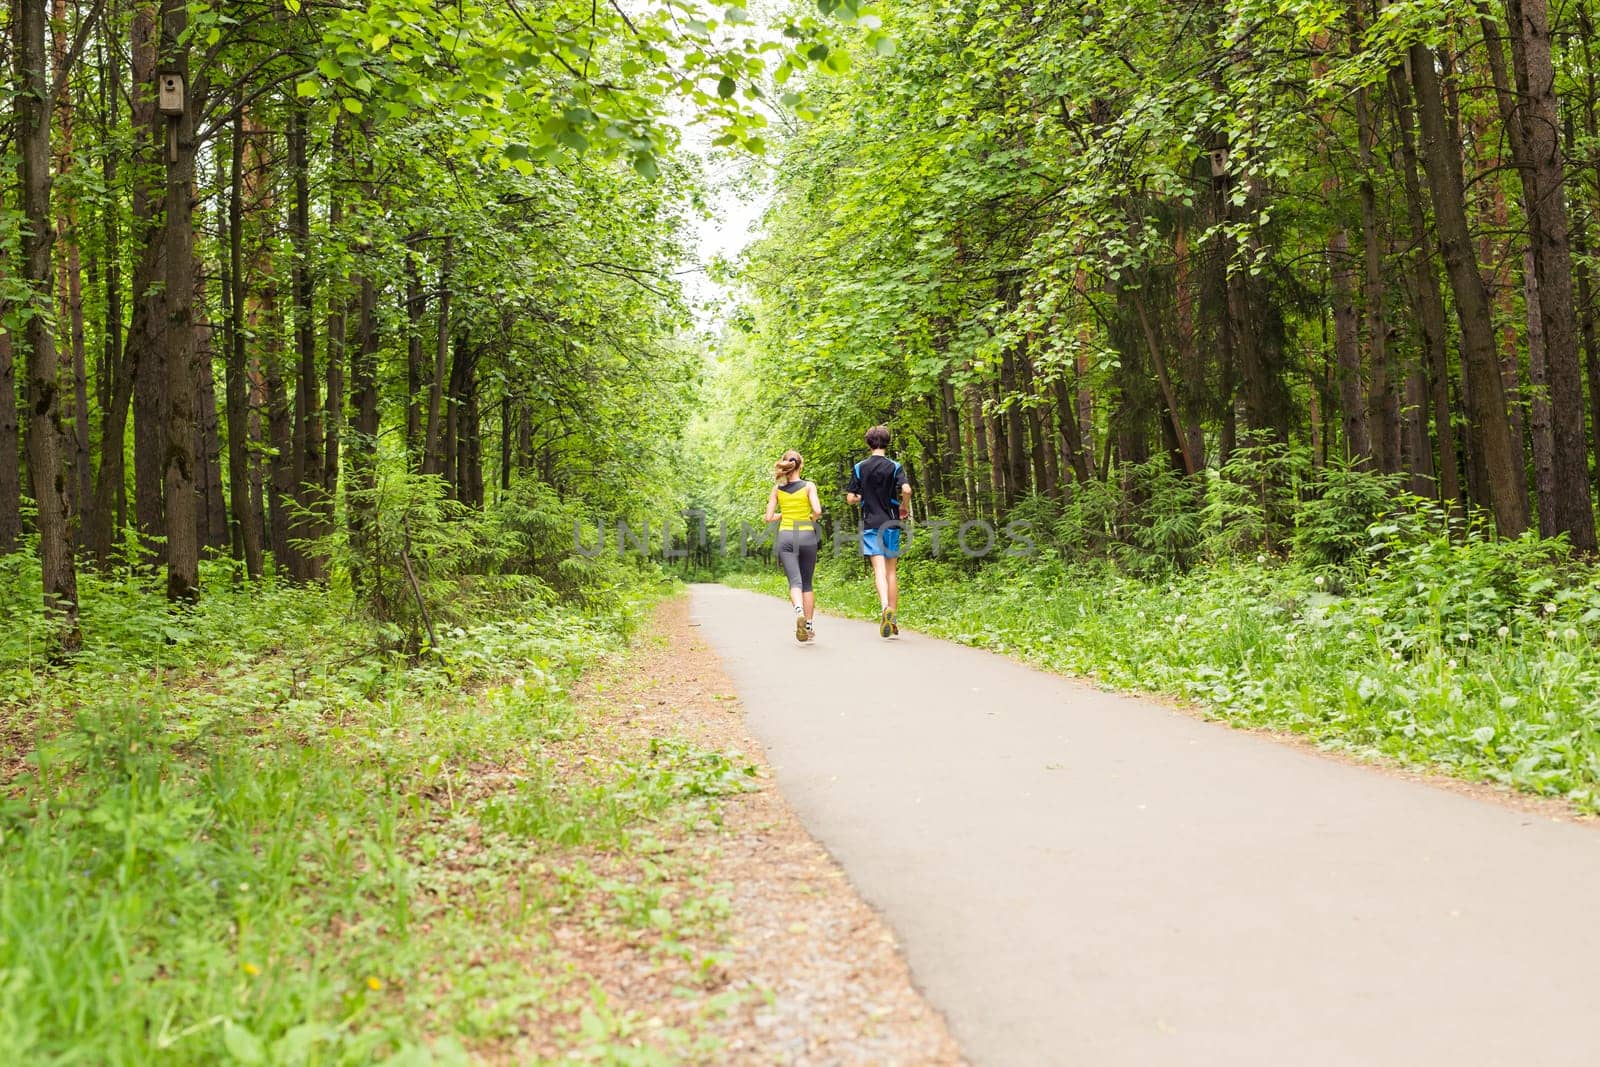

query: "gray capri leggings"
left=776, top=527, right=819, bottom=593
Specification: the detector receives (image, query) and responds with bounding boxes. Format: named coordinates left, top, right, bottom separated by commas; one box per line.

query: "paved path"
left=689, top=584, right=1600, bottom=1067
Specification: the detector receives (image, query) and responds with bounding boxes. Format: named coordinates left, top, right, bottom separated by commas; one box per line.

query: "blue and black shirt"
left=847, top=455, right=908, bottom=530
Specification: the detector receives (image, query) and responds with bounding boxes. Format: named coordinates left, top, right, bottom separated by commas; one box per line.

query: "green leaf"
left=342, top=97, right=364, bottom=114
left=872, top=34, right=897, bottom=57
left=717, top=76, right=736, bottom=99
left=223, top=1021, right=266, bottom=1066
left=295, top=79, right=320, bottom=98
left=806, top=43, right=829, bottom=61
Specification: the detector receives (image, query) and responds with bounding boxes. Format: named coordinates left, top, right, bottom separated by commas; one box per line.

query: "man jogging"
left=845, top=425, right=912, bottom=638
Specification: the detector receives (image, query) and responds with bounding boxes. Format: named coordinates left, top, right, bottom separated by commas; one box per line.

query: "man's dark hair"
left=865, top=425, right=891, bottom=450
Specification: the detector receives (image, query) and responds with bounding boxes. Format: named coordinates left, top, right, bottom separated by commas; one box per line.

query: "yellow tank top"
left=776, top=481, right=816, bottom=531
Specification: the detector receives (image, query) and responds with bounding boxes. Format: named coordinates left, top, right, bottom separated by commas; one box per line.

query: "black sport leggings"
left=776, top=528, right=819, bottom=593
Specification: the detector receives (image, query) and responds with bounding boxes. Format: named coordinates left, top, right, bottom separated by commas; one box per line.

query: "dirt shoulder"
left=536, top=593, right=965, bottom=1065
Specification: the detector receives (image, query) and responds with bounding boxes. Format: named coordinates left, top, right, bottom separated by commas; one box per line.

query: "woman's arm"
left=764, top=487, right=780, bottom=523
left=807, top=483, right=822, bottom=520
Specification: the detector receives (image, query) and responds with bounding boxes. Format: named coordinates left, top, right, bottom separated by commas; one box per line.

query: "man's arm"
left=899, top=481, right=912, bottom=519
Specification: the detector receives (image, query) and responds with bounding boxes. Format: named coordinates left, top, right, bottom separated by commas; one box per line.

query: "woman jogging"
left=765, top=449, right=823, bottom=642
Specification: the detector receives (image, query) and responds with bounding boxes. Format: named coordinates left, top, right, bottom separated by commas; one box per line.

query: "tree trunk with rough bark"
left=0, top=325, right=21, bottom=552
left=1502, top=0, right=1596, bottom=550
left=1411, top=43, right=1529, bottom=536
left=423, top=238, right=453, bottom=476
left=1392, top=66, right=1460, bottom=507
left=128, top=0, right=166, bottom=563
left=286, top=106, right=322, bottom=582
left=159, top=0, right=199, bottom=603
left=222, top=107, right=261, bottom=575
left=51, top=0, right=92, bottom=538
left=1329, top=229, right=1372, bottom=465
left=16, top=0, right=82, bottom=648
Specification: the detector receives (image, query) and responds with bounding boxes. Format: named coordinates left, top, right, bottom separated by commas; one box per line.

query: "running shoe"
left=805, top=620, right=816, bottom=641
left=879, top=608, right=893, bottom=638
left=795, top=609, right=808, bottom=642
left=888, top=610, right=899, bottom=637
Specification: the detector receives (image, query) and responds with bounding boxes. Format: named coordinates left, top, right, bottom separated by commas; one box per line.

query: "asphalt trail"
left=689, top=583, right=1600, bottom=1067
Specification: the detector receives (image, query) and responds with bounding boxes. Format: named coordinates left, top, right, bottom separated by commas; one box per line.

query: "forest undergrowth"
left=0, top=552, right=760, bottom=1065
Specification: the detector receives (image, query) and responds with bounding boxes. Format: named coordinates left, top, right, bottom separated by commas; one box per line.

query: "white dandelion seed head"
left=1314, top=575, right=1326, bottom=587
left=1497, top=626, right=1510, bottom=639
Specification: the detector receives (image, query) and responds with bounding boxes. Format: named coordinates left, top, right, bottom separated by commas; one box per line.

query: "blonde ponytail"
left=773, top=450, right=803, bottom=481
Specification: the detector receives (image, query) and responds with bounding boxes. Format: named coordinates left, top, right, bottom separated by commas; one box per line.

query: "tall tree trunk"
left=51, top=0, right=92, bottom=538
left=287, top=106, right=322, bottom=581
left=1128, top=288, right=1198, bottom=475
left=1402, top=360, right=1436, bottom=498
left=1018, top=342, right=1055, bottom=497
left=266, top=342, right=295, bottom=572
left=87, top=3, right=128, bottom=563
left=1174, top=219, right=1206, bottom=471
left=985, top=385, right=1010, bottom=512
left=226, top=104, right=265, bottom=577
left=0, top=325, right=20, bottom=552
left=349, top=270, right=380, bottom=591
left=160, top=0, right=199, bottom=603
left=500, top=392, right=513, bottom=495
left=443, top=334, right=465, bottom=496
left=1576, top=203, right=1600, bottom=493
left=422, top=238, right=453, bottom=476
left=1410, top=43, right=1530, bottom=535
left=964, top=380, right=994, bottom=520
left=1524, top=248, right=1558, bottom=533
left=321, top=119, right=348, bottom=543
left=1392, top=66, right=1460, bottom=506
left=463, top=358, right=482, bottom=508
left=1329, top=229, right=1373, bottom=465
left=1072, top=262, right=1098, bottom=476
left=405, top=236, right=425, bottom=463
left=195, top=302, right=227, bottom=549
left=999, top=352, right=1028, bottom=503
left=1052, top=377, right=1090, bottom=484
left=16, top=0, right=82, bottom=648
left=1576, top=12, right=1600, bottom=491
left=1355, top=81, right=1400, bottom=473
left=939, top=376, right=968, bottom=508
left=1502, top=0, right=1597, bottom=549
left=129, top=0, right=165, bottom=562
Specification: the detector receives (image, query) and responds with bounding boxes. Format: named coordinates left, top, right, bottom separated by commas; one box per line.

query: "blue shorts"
left=861, top=526, right=902, bottom=558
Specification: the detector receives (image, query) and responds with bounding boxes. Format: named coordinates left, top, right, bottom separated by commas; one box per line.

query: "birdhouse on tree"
left=158, top=72, right=185, bottom=116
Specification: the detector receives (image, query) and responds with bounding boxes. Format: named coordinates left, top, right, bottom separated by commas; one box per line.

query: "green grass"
left=0, top=556, right=753, bottom=1064
left=726, top=535, right=1600, bottom=808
